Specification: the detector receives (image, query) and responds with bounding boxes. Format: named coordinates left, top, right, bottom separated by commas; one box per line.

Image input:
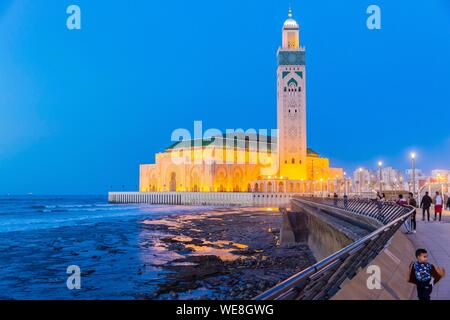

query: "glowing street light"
left=378, top=161, right=383, bottom=193
left=410, top=152, right=417, bottom=195
left=320, top=178, right=324, bottom=197
left=358, top=167, right=363, bottom=195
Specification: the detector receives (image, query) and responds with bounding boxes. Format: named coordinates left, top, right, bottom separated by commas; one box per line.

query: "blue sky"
left=1, top=0, right=449, bottom=194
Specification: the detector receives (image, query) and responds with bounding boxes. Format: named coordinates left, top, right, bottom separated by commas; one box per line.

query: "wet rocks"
left=144, top=208, right=316, bottom=300
left=167, top=255, right=225, bottom=281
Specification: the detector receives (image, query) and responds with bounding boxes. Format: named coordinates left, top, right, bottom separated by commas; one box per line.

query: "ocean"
left=0, top=195, right=217, bottom=300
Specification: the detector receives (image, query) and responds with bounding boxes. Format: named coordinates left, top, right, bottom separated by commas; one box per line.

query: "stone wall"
left=283, top=202, right=371, bottom=261
left=108, top=192, right=294, bottom=208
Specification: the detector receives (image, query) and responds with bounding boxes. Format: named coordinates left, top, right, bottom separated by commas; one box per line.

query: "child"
left=397, top=194, right=408, bottom=206
left=408, top=249, right=445, bottom=300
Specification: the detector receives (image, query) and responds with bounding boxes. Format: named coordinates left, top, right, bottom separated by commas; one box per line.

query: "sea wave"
left=0, top=200, right=220, bottom=233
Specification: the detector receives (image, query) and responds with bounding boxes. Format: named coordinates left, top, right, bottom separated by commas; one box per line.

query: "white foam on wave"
left=0, top=203, right=220, bottom=233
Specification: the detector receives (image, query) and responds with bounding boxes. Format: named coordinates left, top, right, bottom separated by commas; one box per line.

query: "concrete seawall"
left=283, top=201, right=415, bottom=300
left=283, top=202, right=371, bottom=262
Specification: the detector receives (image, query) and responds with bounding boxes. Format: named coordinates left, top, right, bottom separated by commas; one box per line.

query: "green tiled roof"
left=166, top=134, right=275, bottom=151
left=166, top=138, right=217, bottom=151
left=307, top=148, right=320, bottom=157
left=166, top=135, right=321, bottom=158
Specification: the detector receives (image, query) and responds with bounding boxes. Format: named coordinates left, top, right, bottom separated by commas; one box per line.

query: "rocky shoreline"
left=140, top=208, right=316, bottom=300
left=0, top=205, right=316, bottom=300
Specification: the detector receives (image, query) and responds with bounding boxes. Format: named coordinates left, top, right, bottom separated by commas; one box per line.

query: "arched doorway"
left=254, top=183, right=259, bottom=192
left=278, top=182, right=284, bottom=193
left=289, top=183, right=294, bottom=193
left=169, top=172, right=177, bottom=192
left=190, top=169, right=201, bottom=192
left=232, top=169, right=243, bottom=193
left=215, top=169, right=227, bottom=193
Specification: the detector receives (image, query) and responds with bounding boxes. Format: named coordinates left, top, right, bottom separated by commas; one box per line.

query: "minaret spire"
left=288, top=5, right=293, bottom=18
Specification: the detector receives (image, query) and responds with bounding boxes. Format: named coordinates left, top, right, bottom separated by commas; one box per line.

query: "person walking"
left=408, top=192, right=417, bottom=233
left=421, top=191, right=433, bottom=222
left=446, top=193, right=450, bottom=211
left=333, top=192, right=338, bottom=206
left=376, top=191, right=382, bottom=201
left=434, top=191, right=444, bottom=222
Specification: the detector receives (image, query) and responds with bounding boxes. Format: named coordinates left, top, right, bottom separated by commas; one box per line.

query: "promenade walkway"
left=407, top=209, right=450, bottom=300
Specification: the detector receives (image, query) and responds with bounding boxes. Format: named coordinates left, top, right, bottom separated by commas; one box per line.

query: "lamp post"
left=378, top=161, right=383, bottom=193
left=335, top=174, right=339, bottom=194
left=343, top=172, right=348, bottom=195
left=320, top=178, right=324, bottom=197
left=411, top=152, right=416, bottom=195
left=359, top=168, right=363, bottom=195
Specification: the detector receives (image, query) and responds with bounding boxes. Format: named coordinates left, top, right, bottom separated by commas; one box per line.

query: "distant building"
left=380, top=167, right=404, bottom=191
left=431, top=170, right=450, bottom=183
left=405, top=168, right=424, bottom=192
left=353, top=168, right=376, bottom=193
left=353, top=166, right=407, bottom=193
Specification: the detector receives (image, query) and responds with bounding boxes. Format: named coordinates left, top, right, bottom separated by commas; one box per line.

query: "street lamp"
left=359, top=168, right=363, bottom=195
left=378, top=161, right=383, bottom=193
left=343, top=172, right=348, bottom=195
left=320, top=178, right=324, bottom=197
left=411, top=152, right=416, bottom=195
left=335, top=174, right=339, bottom=194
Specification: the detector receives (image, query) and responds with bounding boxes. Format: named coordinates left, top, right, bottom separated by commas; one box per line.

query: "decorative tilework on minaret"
left=277, top=7, right=308, bottom=180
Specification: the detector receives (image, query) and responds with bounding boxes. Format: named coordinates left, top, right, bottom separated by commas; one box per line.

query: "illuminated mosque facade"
left=139, top=9, right=344, bottom=194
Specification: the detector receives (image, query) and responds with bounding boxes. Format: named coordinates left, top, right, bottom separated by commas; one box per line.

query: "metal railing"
left=255, top=197, right=414, bottom=300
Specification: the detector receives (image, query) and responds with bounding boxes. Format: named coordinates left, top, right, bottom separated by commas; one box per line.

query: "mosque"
left=139, top=8, right=344, bottom=194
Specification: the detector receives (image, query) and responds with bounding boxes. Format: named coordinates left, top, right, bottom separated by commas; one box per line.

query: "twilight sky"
left=1, top=0, right=449, bottom=194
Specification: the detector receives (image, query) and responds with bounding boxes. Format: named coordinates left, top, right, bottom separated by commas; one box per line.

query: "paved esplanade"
left=408, top=209, right=450, bottom=300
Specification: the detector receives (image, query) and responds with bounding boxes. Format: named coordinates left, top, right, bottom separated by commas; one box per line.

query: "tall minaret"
left=277, top=7, right=307, bottom=180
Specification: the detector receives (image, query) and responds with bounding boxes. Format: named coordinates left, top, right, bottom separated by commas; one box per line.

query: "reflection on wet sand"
left=139, top=207, right=316, bottom=300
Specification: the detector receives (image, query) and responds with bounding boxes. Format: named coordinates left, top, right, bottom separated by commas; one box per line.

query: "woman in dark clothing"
left=409, top=193, right=417, bottom=233
left=447, top=196, right=450, bottom=211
